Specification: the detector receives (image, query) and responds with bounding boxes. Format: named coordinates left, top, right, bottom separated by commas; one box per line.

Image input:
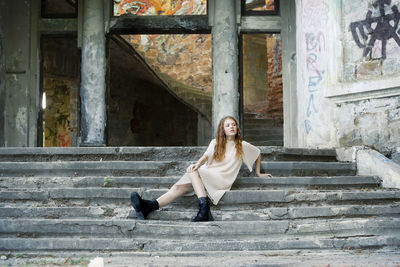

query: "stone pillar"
left=80, top=0, right=106, bottom=146
left=211, top=0, right=239, bottom=134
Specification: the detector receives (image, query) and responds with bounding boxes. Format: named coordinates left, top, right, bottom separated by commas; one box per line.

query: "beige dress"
left=175, top=139, right=260, bottom=205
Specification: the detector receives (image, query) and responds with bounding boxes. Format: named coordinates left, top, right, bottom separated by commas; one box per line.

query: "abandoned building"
left=1, top=0, right=399, bottom=153
left=0, top=0, right=400, bottom=263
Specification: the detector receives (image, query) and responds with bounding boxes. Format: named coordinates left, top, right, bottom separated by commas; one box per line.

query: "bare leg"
left=187, top=171, right=207, bottom=198
left=156, top=184, right=193, bottom=208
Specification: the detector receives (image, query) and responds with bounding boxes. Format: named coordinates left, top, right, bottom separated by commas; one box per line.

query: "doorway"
left=39, top=35, right=80, bottom=147
left=240, top=33, right=284, bottom=146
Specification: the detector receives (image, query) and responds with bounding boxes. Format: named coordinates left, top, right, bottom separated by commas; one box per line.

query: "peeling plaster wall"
left=335, top=0, right=400, bottom=153
left=296, top=0, right=339, bottom=148
left=335, top=96, right=400, bottom=153
left=297, top=0, right=400, bottom=152
left=343, top=0, right=400, bottom=81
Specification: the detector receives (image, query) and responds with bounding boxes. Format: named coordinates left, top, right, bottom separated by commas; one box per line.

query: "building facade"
left=0, top=0, right=399, bottom=156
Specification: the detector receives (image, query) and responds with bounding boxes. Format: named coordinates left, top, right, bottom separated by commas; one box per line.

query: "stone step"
left=0, top=176, right=380, bottom=190
left=7, top=250, right=398, bottom=267
left=244, top=134, right=283, bottom=142
left=1, top=204, right=399, bottom=221
left=244, top=123, right=283, bottom=129
left=244, top=128, right=284, bottom=135
left=244, top=118, right=283, bottom=125
left=0, top=147, right=337, bottom=162
left=1, top=188, right=399, bottom=206
left=0, top=161, right=356, bottom=177
left=249, top=140, right=284, bottom=146
left=1, top=218, right=399, bottom=239
left=73, top=175, right=382, bottom=189
left=1, top=235, right=399, bottom=252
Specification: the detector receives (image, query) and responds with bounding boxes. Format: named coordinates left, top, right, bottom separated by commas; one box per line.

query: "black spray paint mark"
left=350, top=0, right=400, bottom=60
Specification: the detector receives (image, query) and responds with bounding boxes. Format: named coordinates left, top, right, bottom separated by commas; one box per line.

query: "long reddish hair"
left=213, top=116, right=243, bottom=162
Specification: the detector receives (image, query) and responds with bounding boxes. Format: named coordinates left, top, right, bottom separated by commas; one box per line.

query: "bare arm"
left=255, top=154, right=272, bottom=178
left=187, top=154, right=208, bottom=173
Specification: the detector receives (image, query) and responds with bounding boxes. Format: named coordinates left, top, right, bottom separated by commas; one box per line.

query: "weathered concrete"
left=337, top=146, right=400, bottom=189
left=0, top=13, right=4, bottom=147
left=0, top=146, right=337, bottom=162
left=1, top=250, right=400, bottom=267
left=2, top=203, right=398, bottom=221
left=211, top=0, right=239, bottom=133
left=280, top=0, right=298, bottom=148
left=1, top=218, right=399, bottom=239
left=357, top=148, right=400, bottom=189
left=3, top=187, right=398, bottom=205
left=1, top=235, right=399, bottom=251
left=335, top=96, right=400, bottom=154
left=0, top=146, right=399, bottom=254
left=393, top=148, right=400, bottom=165
left=0, top=1, right=31, bottom=146
left=0, top=160, right=357, bottom=177
left=80, top=0, right=106, bottom=146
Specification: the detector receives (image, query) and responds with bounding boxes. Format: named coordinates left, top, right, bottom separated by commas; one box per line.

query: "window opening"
left=107, top=33, right=212, bottom=146
left=242, top=0, right=279, bottom=15
left=113, top=0, right=207, bottom=16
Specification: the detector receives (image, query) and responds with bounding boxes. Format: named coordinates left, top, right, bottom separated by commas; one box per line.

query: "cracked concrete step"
left=0, top=161, right=357, bottom=177
left=0, top=176, right=381, bottom=190
left=1, top=204, right=399, bottom=221
left=1, top=188, right=399, bottom=206
left=0, top=147, right=337, bottom=162
left=1, top=218, right=399, bottom=239
left=1, top=235, right=399, bottom=252
left=74, top=175, right=381, bottom=189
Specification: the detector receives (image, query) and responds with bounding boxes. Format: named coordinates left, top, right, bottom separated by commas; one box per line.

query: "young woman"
left=130, top=115, right=272, bottom=222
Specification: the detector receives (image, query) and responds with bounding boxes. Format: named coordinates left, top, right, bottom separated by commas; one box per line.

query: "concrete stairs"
left=243, top=113, right=283, bottom=146
left=0, top=147, right=400, bottom=253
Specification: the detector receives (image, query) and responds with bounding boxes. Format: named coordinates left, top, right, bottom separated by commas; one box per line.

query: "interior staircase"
left=0, top=147, right=400, bottom=256
left=243, top=113, right=283, bottom=146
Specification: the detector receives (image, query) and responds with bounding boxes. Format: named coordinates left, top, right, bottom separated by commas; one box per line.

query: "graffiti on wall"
left=304, top=31, right=326, bottom=134
left=114, top=0, right=206, bottom=16
left=350, top=0, right=400, bottom=60
left=302, top=0, right=328, bottom=135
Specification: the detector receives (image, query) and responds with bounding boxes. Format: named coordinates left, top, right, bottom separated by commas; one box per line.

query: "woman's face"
left=223, top=118, right=237, bottom=138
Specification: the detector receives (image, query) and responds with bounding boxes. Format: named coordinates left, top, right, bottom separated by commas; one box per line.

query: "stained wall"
left=0, top=0, right=41, bottom=147
left=296, top=0, right=400, bottom=154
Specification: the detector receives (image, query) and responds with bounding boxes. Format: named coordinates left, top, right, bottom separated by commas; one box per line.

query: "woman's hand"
left=186, top=163, right=199, bottom=173
left=255, top=155, right=272, bottom=178
left=257, top=173, right=272, bottom=178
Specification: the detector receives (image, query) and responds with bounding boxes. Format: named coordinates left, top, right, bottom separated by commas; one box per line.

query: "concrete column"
left=80, top=0, right=106, bottom=146
left=211, top=0, right=239, bottom=133
left=0, top=14, right=4, bottom=146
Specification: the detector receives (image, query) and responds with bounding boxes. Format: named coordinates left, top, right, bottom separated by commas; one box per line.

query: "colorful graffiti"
left=245, top=0, right=276, bottom=11
left=350, top=0, right=400, bottom=60
left=114, top=0, right=207, bottom=16
left=125, top=33, right=212, bottom=93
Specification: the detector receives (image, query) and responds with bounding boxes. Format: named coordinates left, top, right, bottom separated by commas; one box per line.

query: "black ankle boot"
left=191, top=197, right=214, bottom=222
left=130, top=192, right=159, bottom=220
